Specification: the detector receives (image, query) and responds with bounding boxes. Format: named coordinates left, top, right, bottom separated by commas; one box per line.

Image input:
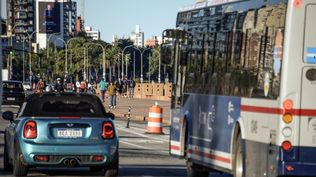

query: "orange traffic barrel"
left=147, top=102, right=163, bottom=134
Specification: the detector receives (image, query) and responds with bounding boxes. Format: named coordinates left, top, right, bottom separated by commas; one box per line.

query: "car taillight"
left=23, top=121, right=37, bottom=139
left=102, top=122, right=114, bottom=139
left=282, top=141, right=292, bottom=152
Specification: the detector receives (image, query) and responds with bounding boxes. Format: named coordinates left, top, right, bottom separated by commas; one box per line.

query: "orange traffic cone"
left=147, top=102, right=163, bottom=134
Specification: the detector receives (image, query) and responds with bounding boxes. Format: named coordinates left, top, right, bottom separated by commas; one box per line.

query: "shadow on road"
left=0, top=165, right=186, bottom=177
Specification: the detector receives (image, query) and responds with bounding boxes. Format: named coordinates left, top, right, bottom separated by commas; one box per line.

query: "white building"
left=130, top=25, right=144, bottom=47
left=85, top=26, right=100, bottom=40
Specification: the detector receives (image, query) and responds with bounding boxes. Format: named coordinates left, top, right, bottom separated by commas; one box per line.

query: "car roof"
left=22, top=92, right=107, bottom=117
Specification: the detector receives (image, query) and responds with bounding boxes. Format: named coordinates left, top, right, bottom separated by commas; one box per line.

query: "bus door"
left=300, top=3, right=316, bottom=163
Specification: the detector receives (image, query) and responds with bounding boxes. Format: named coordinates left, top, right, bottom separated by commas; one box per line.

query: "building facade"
left=6, top=0, right=36, bottom=42
left=85, top=26, right=100, bottom=40
left=130, top=25, right=144, bottom=47
left=6, top=0, right=77, bottom=49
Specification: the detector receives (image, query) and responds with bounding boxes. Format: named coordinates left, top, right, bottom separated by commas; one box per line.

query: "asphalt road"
left=0, top=106, right=231, bottom=177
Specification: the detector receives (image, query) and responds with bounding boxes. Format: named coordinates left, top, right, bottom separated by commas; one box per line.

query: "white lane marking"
left=122, top=139, right=165, bottom=144
left=117, top=126, right=169, bottom=143
left=120, top=140, right=154, bottom=150
left=119, top=165, right=186, bottom=169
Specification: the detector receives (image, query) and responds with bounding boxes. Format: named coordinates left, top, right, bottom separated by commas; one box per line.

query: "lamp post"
left=27, top=31, right=37, bottom=82
left=47, top=32, right=60, bottom=58
left=85, top=42, right=110, bottom=80
left=134, top=47, right=151, bottom=83
left=56, top=38, right=67, bottom=77
left=66, top=37, right=82, bottom=77
left=8, top=24, right=17, bottom=80
left=121, top=45, right=133, bottom=79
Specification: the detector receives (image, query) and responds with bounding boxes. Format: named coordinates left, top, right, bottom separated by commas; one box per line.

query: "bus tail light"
left=282, top=127, right=292, bottom=137
left=286, top=165, right=294, bottom=172
left=283, top=113, right=293, bottom=124
left=282, top=141, right=292, bottom=151
left=283, top=99, right=293, bottom=110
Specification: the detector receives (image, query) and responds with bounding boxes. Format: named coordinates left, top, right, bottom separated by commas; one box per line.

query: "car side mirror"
left=2, top=111, right=14, bottom=121
left=106, top=112, right=115, bottom=120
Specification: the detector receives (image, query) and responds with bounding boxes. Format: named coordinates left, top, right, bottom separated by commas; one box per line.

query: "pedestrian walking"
left=54, top=78, right=64, bottom=92
left=107, top=81, right=117, bottom=109
left=128, top=79, right=136, bottom=99
left=99, top=78, right=107, bottom=102
left=116, top=79, right=123, bottom=99
left=35, top=78, right=45, bottom=93
left=76, top=80, right=80, bottom=92
left=79, top=80, right=86, bottom=93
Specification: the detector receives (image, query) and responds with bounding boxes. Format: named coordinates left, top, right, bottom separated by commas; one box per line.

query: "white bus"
left=163, top=0, right=316, bottom=177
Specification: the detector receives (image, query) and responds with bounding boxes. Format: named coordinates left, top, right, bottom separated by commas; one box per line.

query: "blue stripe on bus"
left=307, top=47, right=316, bottom=54
left=307, top=57, right=316, bottom=64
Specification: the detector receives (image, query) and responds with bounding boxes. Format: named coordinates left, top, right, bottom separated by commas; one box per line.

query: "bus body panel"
left=168, top=0, right=316, bottom=176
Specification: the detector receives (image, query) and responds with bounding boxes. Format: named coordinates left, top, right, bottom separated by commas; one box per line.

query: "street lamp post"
left=8, top=24, right=18, bottom=80
left=56, top=38, right=67, bottom=77
left=134, top=47, right=151, bottom=83
left=66, top=37, right=82, bottom=77
left=84, top=42, right=110, bottom=81
left=47, top=32, right=60, bottom=58
left=28, top=31, right=37, bottom=83
left=121, top=45, right=133, bottom=79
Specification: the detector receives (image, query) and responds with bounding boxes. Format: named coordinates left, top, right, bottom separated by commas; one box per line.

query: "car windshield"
left=19, top=93, right=107, bottom=117
left=3, top=82, right=23, bottom=92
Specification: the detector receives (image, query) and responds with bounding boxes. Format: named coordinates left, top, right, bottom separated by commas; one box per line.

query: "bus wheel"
left=234, top=135, right=244, bottom=177
left=186, top=161, right=209, bottom=177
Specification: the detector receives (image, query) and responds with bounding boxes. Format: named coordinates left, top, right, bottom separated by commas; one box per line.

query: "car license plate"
left=7, top=97, right=15, bottom=101
left=57, top=129, right=82, bottom=138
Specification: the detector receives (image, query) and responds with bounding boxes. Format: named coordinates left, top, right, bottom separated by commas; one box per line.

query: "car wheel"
left=186, top=161, right=209, bottom=177
left=104, top=152, right=119, bottom=177
left=13, top=148, right=28, bottom=177
left=3, top=140, right=13, bottom=171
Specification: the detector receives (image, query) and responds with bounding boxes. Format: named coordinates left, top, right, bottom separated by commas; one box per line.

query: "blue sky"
left=82, top=0, right=193, bottom=42
left=1, top=0, right=194, bottom=42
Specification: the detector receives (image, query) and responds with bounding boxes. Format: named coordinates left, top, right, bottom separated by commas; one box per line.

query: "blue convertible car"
left=2, top=92, right=119, bottom=177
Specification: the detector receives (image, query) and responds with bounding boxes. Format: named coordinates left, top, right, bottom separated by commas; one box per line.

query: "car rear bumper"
left=19, top=142, right=118, bottom=167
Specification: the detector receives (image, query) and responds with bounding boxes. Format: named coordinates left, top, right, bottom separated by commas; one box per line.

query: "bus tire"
left=234, top=134, right=244, bottom=177
left=186, top=161, right=209, bottom=177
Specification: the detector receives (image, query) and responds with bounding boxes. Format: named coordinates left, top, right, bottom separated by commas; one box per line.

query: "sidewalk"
left=102, top=96, right=171, bottom=124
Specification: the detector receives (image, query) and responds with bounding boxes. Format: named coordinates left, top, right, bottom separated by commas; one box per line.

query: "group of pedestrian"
left=98, top=77, right=136, bottom=109
left=34, top=78, right=64, bottom=93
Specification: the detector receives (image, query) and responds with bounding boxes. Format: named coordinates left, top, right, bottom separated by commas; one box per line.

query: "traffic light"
left=160, top=44, right=173, bottom=65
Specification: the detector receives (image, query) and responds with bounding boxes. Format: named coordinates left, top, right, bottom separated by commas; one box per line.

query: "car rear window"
left=20, top=93, right=107, bottom=117
left=3, top=82, right=23, bottom=92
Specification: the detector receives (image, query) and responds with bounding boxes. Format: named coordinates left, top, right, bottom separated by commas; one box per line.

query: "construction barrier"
left=164, top=83, right=172, bottom=97
left=135, top=83, right=142, bottom=95
left=153, top=84, right=164, bottom=96
left=147, top=102, right=163, bottom=134
left=142, top=84, right=153, bottom=96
